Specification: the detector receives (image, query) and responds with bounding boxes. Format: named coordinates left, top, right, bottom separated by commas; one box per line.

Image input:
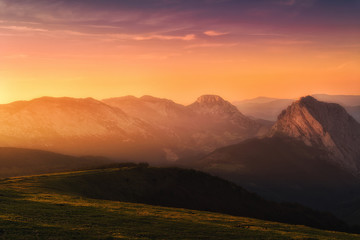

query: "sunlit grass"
left=0, top=169, right=358, bottom=239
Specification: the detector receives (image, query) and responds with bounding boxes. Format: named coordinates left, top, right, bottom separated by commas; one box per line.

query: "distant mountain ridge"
left=312, top=94, right=360, bottom=107
left=0, top=95, right=270, bottom=162
left=0, top=96, right=164, bottom=161
left=103, top=94, right=269, bottom=159
left=234, top=94, right=360, bottom=122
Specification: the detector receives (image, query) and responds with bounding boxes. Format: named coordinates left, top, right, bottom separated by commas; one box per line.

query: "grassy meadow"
left=0, top=168, right=359, bottom=239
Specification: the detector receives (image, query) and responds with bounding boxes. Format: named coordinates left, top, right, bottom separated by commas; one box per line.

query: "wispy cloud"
left=185, top=42, right=237, bottom=49
left=0, top=25, right=48, bottom=32
left=204, top=30, right=229, bottom=36
left=265, top=39, right=312, bottom=45
left=134, top=34, right=195, bottom=41
left=331, top=61, right=357, bottom=71
left=136, top=52, right=181, bottom=60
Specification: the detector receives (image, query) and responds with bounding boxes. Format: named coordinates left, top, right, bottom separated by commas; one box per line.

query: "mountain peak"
left=189, top=95, right=240, bottom=115
left=196, top=95, right=226, bottom=104
left=269, top=96, right=360, bottom=174
left=186, top=95, right=265, bottom=135
left=299, top=95, right=317, bottom=105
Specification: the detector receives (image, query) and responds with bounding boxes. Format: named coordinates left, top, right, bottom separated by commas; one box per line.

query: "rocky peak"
left=269, top=96, right=360, bottom=174
left=196, top=95, right=227, bottom=104
left=189, top=95, right=241, bottom=116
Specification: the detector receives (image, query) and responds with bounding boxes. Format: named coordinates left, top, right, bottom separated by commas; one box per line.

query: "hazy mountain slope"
left=0, top=147, right=111, bottom=177
left=234, top=97, right=294, bottom=121
left=0, top=97, right=146, bottom=138
left=313, top=94, right=360, bottom=107
left=35, top=166, right=351, bottom=232
left=233, top=94, right=360, bottom=122
left=103, top=95, right=198, bottom=160
left=104, top=95, right=270, bottom=159
left=313, top=94, right=360, bottom=123
left=0, top=95, right=269, bottom=162
left=0, top=97, right=166, bottom=161
left=187, top=95, right=269, bottom=133
left=185, top=95, right=271, bottom=150
left=103, top=95, right=192, bottom=127
left=269, top=96, right=360, bottom=174
left=345, top=106, right=360, bottom=123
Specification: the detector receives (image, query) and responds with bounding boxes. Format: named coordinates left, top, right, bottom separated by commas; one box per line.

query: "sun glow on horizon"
left=0, top=0, right=359, bottom=104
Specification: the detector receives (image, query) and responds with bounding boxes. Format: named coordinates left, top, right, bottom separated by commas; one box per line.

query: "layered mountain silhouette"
left=269, top=96, right=360, bottom=174
left=1, top=94, right=360, bottom=225
left=197, top=96, right=360, bottom=223
left=0, top=97, right=165, bottom=162
left=234, top=94, right=360, bottom=122
left=104, top=95, right=269, bottom=159
left=233, top=97, right=294, bottom=121
left=0, top=95, right=269, bottom=162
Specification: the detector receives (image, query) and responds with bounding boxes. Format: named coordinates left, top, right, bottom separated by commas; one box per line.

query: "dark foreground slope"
left=197, top=137, right=360, bottom=224
left=1, top=171, right=359, bottom=239
left=29, top=166, right=353, bottom=233
left=0, top=147, right=112, bottom=177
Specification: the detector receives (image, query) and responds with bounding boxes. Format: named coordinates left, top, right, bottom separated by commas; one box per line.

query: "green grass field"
left=0, top=168, right=359, bottom=240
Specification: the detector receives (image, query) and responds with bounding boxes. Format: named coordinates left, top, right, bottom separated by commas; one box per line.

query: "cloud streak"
left=204, top=30, right=229, bottom=36
left=185, top=42, right=237, bottom=49
left=134, top=34, right=196, bottom=41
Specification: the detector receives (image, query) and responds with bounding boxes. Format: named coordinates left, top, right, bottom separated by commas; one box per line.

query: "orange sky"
left=0, top=0, right=359, bottom=104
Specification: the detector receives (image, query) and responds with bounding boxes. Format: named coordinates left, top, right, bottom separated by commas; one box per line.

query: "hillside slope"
left=197, top=137, right=360, bottom=207
left=29, top=166, right=353, bottom=232
left=0, top=147, right=112, bottom=177
left=0, top=171, right=359, bottom=239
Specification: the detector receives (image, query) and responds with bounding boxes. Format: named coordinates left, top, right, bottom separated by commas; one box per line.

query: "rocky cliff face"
left=269, top=96, right=360, bottom=174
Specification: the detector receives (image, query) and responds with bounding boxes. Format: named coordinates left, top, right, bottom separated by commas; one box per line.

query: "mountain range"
left=1, top=93, right=360, bottom=226
left=0, top=95, right=270, bottom=162
left=197, top=96, right=360, bottom=224
left=234, top=94, right=360, bottom=122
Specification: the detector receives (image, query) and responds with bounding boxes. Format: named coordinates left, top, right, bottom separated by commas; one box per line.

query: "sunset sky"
left=0, top=0, right=359, bottom=104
